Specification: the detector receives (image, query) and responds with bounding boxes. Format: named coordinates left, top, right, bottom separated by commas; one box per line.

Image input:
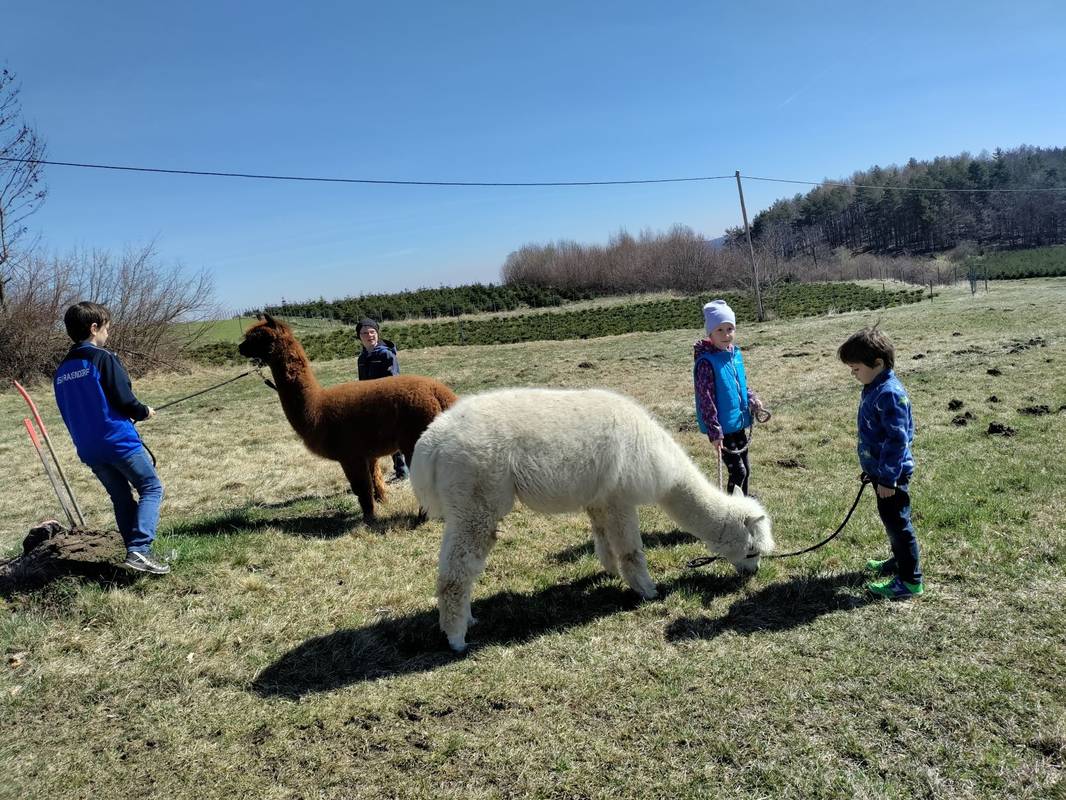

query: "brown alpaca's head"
left=238, top=313, right=293, bottom=362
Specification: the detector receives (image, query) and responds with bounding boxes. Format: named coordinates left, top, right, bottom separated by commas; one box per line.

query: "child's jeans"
left=720, top=430, right=750, bottom=495
left=90, top=446, right=164, bottom=554
left=874, top=475, right=922, bottom=584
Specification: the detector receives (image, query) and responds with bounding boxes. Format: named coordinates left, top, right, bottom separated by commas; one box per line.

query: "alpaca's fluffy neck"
left=659, top=463, right=732, bottom=543
left=267, top=335, right=322, bottom=437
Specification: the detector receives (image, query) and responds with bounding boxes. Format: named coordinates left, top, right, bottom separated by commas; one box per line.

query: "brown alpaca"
left=237, top=314, right=457, bottom=521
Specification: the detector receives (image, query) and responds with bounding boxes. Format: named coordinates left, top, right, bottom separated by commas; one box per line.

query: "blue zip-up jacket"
left=54, top=343, right=149, bottom=466
left=694, top=344, right=752, bottom=436
left=857, top=369, right=914, bottom=486
left=357, top=339, right=399, bottom=380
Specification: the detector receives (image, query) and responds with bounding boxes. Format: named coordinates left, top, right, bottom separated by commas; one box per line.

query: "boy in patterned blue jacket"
left=53, top=302, right=169, bottom=575
left=838, top=326, right=923, bottom=598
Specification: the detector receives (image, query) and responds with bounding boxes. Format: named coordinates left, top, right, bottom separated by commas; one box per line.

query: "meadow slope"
left=1, top=279, right=1063, bottom=799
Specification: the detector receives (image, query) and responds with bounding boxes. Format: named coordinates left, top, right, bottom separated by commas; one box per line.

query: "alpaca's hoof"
left=416, top=508, right=428, bottom=525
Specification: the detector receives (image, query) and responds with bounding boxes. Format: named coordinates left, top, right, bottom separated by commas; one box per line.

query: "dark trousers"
left=874, top=476, right=922, bottom=584
left=392, top=451, right=408, bottom=478
left=720, top=430, right=750, bottom=495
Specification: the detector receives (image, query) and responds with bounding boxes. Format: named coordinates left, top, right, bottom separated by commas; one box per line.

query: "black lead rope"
left=686, top=474, right=872, bottom=570
left=154, top=369, right=260, bottom=412
left=139, top=365, right=277, bottom=467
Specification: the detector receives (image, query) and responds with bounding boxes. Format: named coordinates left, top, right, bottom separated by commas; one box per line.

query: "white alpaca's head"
left=723, top=487, right=775, bottom=575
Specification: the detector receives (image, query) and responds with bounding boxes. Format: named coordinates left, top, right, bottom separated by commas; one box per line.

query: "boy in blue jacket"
left=838, top=326, right=923, bottom=598
left=356, top=318, right=409, bottom=481
left=53, top=302, right=169, bottom=574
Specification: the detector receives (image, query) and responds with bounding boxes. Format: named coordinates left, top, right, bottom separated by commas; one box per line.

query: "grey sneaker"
left=123, top=551, right=171, bottom=575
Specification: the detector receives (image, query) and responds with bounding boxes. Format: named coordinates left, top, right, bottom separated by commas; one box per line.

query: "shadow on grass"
left=664, top=570, right=875, bottom=642
left=253, top=567, right=759, bottom=699
left=253, top=574, right=649, bottom=698
left=0, top=562, right=143, bottom=599
left=165, top=495, right=426, bottom=540
left=552, top=529, right=695, bottom=563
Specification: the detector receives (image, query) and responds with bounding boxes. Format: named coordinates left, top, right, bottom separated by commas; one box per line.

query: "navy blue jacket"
left=54, top=343, right=149, bottom=465
left=357, top=339, right=399, bottom=380
left=857, top=369, right=915, bottom=486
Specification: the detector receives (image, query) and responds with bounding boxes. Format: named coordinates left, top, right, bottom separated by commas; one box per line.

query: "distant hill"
left=743, top=144, right=1066, bottom=258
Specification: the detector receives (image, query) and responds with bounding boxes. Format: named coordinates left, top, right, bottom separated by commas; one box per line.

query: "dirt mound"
left=1018, top=405, right=1051, bottom=416
left=987, top=422, right=1016, bottom=437
left=0, top=522, right=126, bottom=594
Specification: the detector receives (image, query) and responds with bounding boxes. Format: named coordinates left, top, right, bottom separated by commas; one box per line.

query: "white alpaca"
left=411, top=387, right=774, bottom=652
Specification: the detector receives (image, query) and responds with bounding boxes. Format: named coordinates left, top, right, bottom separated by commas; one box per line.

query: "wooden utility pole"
left=734, top=171, right=765, bottom=321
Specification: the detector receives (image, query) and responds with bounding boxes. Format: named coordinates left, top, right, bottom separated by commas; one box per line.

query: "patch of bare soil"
left=0, top=521, right=126, bottom=594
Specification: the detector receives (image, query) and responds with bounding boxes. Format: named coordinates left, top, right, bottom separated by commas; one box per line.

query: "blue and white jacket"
left=857, top=369, right=915, bottom=487
left=693, top=342, right=752, bottom=437
left=53, top=343, right=149, bottom=466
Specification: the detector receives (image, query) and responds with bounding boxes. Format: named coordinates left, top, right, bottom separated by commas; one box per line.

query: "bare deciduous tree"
left=1, top=243, right=218, bottom=382
left=0, top=69, right=47, bottom=309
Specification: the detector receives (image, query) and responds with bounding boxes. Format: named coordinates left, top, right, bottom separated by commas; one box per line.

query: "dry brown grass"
left=1, top=279, right=1063, bottom=799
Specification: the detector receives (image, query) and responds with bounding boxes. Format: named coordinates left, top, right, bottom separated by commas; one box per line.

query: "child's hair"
left=837, top=325, right=895, bottom=370
left=64, top=302, right=112, bottom=343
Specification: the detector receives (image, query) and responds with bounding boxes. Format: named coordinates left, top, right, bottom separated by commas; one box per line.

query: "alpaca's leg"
left=586, top=506, right=619, bottom=576
left=605, top=505, right=658, bottom=600
left=438, top=511, right=498, bottom=653
left=370, top=459, right=387, bottom=502
left=341, top=459, right=376, bottom=521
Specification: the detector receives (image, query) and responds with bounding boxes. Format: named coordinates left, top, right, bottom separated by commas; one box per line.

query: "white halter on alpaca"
left=411, top=387, right=775, bottom=652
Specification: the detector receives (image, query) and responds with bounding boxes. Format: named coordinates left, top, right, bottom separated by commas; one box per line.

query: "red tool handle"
left=14, top=380, right=49, bottom=436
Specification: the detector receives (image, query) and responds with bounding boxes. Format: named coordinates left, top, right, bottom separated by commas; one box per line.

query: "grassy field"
left=173, top=315, right=354, bottom=346
left=972, top=245, right=1066, bottom=279
left=1, top=280, right=1063, bottom=799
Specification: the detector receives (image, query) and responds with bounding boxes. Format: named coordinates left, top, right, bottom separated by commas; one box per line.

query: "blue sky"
left=4, top=1, right=1065, bottom=312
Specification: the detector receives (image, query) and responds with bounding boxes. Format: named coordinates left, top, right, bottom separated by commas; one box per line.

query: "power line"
left=4, top=155, right=1066, bottom=193
left=0, top=157, right=732, bottom=187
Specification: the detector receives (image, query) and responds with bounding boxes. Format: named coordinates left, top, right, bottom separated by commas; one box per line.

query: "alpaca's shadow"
left=167, top=496, right=426, bottom=540
left=552, top=529, right=695, bottom=564
left=253, top=574, right=644, bottom=699
left=665, top=570, right=875, bottom=642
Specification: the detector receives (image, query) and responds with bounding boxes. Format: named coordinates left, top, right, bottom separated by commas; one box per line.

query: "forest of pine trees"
left=737, top=145, right=1066, bottom=260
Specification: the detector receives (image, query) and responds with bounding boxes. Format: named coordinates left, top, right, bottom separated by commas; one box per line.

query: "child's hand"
left=876, top=484, right=896, bottom=499
left=146, top=406, right=156, bottom=419
left=712, top=438, right=723, bottom=453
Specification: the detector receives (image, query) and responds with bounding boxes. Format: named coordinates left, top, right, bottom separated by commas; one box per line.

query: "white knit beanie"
left=702, top=299, right=736, bottom=334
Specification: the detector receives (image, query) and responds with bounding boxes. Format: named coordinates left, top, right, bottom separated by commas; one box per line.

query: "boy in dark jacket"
left=356, top=318, right=408, bottom=481
left=839, top=326, right=923, bottom=599
left=53, top=302, right=169, bottom=574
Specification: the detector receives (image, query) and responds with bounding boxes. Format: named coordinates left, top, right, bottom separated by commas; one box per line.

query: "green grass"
left=969, top=245, right=1066, bottom=279
left=173, top=315, right=355, bottom=347
left=189, top=282, right=924, bottom=365
left=1, top=279, right=1064, bottom=799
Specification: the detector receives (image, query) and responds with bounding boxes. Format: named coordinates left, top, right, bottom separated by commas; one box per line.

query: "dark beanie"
left=356, top=318, right=379, bottom=335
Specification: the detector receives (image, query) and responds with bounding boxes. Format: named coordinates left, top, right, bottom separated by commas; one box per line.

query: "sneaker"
left=867, top=576, right=923, bottom=599
left=387, top=469, right=410, bottom=484
left=123, top=551, right=171, bottom=575
left=865, top=556, right=896, bottom=576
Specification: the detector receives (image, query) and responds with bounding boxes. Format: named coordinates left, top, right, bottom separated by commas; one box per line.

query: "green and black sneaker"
left=867, top=576, right=924, bottom=599
left=865, top=556, right=896, bottom=576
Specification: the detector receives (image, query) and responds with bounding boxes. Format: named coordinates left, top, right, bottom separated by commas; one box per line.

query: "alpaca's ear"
left=731, top=485, right=744, bottom=498
left=263, top=313, right=277, bottom=327
left=744, top=514, right=766, bottom=530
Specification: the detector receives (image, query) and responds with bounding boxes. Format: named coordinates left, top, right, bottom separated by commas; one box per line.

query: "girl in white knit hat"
left=693, top=299, right=766, bottom=495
